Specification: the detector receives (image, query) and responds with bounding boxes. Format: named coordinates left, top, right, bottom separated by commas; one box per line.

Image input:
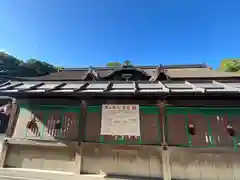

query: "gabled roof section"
left=12, top=63, right=240, bottom=81
left=83, top=67, right=99, bottom=80
left=165, top=67, right=240, bottom=79
left=102, top=65, right=150, bottom=81
left=149, top=65, right=170, bottom=81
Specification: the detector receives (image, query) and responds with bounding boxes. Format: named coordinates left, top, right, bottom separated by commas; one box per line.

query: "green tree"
left=123, top=60, right=131, bottom=66
left=25, top=59, right=56, bottom=75
left=106, top=61, right=122, bottom=67
left=218, top=59, right=240, bottom=72
left=0, top=52, right=58, bottom=78
left=106, top=60, right=134, bottom=67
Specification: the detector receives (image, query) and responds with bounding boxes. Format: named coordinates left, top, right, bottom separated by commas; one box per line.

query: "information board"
left=101, top=104, right=140, bottom=136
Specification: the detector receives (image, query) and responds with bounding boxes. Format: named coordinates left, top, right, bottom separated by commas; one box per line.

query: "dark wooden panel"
left=62, top=112, right=78, bottom=140
left=209, top=113, right=234, bottom=147
left=188, top=114, right=209, bottom=147
left=44, top=111, right=61, bottom=137
left=166, top=114, right=188, bottom=146
left=28, top=110, right=44, bottom=137
left=84, top=105, right=162, bottom=144
left=228, top=114, right=240, bottom=148
left=85, top=112, right=101, bottom=142
left=230, top=114, right=240, bottom=137
left=0, top=114, right=10, bottom=134
left=140, top=113, right=160, bottom=144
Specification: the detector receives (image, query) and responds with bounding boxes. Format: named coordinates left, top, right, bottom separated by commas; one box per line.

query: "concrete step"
left=0, top=168, right=105, bottom=180
left=0, top=168, right=159, bottom=180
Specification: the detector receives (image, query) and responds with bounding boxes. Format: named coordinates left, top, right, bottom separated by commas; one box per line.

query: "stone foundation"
left=3, top=140, right=240, bottom=180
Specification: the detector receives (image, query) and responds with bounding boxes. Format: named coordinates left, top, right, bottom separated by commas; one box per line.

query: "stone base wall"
left=169, top=147, right=240, bottom=180
left=4, top=145, right=77, bottom=172
left=3, top=140, right=240, bottom=180
left=81, top=143, right=162, bottom=178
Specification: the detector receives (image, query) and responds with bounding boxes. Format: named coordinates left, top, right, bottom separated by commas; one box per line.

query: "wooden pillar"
left=78, top=100, right=87, bottom=142
left=157, top=100, right=167, bottom=146
left=0, top=98, right=18, bottom=167
left=157, top=100, right=172, bottom=180
left=75, top=100, right=87, bottom=174
left=6, top=98, right=18, bottom=137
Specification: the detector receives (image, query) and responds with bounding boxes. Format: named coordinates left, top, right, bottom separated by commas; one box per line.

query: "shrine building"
left=0, top=64, right=240, bottom=179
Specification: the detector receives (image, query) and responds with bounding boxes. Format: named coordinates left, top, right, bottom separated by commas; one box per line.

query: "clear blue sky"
left=0, top=0, right=240, bottom=68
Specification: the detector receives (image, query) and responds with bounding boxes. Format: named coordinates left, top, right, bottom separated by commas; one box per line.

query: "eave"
left=0, top=80, right=240, bottom=98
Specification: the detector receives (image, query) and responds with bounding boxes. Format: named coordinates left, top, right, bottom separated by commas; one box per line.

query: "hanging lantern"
left=26, top=113, right=37, bottom=129
left=226, top=124, right=235, bottom=137
left=26, top=119, right=36, bottom=129
left=55, top=119, right=61, bottom=130
left=188, top=123, right=196, bottom=135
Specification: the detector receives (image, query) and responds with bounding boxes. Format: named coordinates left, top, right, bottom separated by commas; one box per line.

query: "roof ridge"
left=62, top=64, right=207, bottom=71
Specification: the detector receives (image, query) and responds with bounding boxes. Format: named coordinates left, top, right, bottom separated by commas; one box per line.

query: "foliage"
left=218, top=59, right=240, bottom=72
left=107, top=60, right=133, bottom=67
left=123, top=60, right=131, bottom=66
left=106, top=61, right=122, bottom=67
left=0, top=52, right=58, bottom=77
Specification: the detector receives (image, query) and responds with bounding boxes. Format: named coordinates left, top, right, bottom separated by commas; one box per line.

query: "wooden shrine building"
left=0, top=64, right=240, bottom=179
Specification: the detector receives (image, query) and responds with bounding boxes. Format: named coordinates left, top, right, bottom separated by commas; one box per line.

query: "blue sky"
left=0, top=0, right=240, bottom=68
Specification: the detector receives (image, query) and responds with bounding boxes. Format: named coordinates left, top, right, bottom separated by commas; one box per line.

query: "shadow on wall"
left=0, top=113, right=9, bottom=134
left=26, top=114, right=41, bottom=137
left=102, top=174, right=163, bottom=180
left=0, top=100, right=12, bottom=134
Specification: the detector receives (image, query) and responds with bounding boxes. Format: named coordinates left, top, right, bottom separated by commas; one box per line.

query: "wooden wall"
left=9, top=97, right=240, bottom=150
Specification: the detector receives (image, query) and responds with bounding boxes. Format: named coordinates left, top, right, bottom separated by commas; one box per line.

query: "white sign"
left=101, top=104, right=140, bottom=136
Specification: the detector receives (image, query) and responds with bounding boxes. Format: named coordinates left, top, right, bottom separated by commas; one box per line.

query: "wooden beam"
left=104, top=82, right=113, bottom=92
left=133, top=81, right=139, bottom=91
left=77, top=83, right=89, bottom=92
left=0, top=98, right=18, bottom=168
left=185, top=81, right=205, bottom=93
left=78, top=100, right=87, bottom=143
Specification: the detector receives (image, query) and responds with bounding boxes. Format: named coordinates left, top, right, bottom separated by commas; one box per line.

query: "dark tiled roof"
left=13, top=64, right=240, bottom=81
left=165, top=68, right=240, bottom=78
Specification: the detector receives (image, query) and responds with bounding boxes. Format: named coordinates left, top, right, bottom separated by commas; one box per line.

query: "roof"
left=1, top=80, right=240, bottom=96
left=13, top=63, right=240, bottom=81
